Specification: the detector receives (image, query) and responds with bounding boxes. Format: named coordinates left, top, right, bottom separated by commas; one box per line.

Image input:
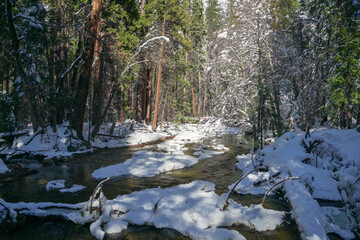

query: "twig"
left=153, top=195, right=164, bottom=213
left=24, top=131, right=41, bottom=145
left=261, top=177, right=300, bottom=206
left=0, top=201, right=11, bottom=216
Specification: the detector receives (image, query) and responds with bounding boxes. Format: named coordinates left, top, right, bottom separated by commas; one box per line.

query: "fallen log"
left=127, top=135, right=176, bottom=149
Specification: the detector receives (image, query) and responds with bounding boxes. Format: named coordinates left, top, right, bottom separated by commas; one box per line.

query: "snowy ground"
left=232, top=127, right=360, bottom=239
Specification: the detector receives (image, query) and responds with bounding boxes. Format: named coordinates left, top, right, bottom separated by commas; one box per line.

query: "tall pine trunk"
left=191, top=72, right=196, bottom=117
left=197, top=71, right=201, bottom=116
left=92, top=22, right=104, bottom=128
left=71, top=0, right=101, bottom=138
left=145, top=68, right=153, bottom=125
left=152, top=16, right=166, bottom=131
left=6, top=0, right=39, bottom=132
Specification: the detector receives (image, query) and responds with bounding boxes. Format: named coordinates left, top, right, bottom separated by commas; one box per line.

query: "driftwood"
left=221, top=166, right=268, bottom=211
left=261, top=177, right=300, bottom=206
left=89, top=177, right=112, bottom=214
left=127, top=135, right=176, bottom=149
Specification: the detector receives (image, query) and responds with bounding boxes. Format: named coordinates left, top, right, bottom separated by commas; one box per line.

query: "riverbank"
left=0, top=118, right=240, bottom=171
left=232, top=127, right=360, bottom=239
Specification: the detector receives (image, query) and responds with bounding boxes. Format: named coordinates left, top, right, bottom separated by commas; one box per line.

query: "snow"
left=46, top=180, right=65, bottom=190
left=60, top=184, right=86, bottom=193
left=284, top=181, right=328, bottom=240
left=46, top=179, right=85, bottom=193
left=0, top=180, right=285, bottom=240
left=87, top=180, right=284, bottom=239
left=0, top=118, right=239, bottom=162
left=92, top=120, right=236, bottom=179
left=92, top=151, right=199, bottom=178
left=0, top=159, right=10, bottom=174
left=233, top=128, right=360, bottom=240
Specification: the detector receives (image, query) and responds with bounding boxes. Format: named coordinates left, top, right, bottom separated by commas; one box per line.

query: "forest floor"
left=0, top=122, right=359, bottom=239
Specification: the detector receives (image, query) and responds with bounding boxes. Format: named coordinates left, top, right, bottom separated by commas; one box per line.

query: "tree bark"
left=152, top=16, right=166, bottom=131
left=120, top=85, right=125, bottom=124
left=191, top=73, right=196, bottom=117
left=71, top=0, right=101, bottom=138
left=203, top=84, right=207, bottom=117
left=92, top=21, right=104, bottom=128
left=197, top=71, right=201, bottom=116
left=6, top=0, right=39, bottom=132
left=183, top=51, right=188, bottom=116
left=145, top=68, right=153, bottom=125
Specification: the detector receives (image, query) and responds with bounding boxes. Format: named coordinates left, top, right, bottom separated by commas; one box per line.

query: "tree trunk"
left=71, top=0, right=101, bottom=138
left=145, top=68, right=153, bottom=125
left=136, top=59, right=146, bottom=122
left=136, top=0, right=148, bottom=122
left=203, top=84, right=207, bottom=117
left=183, top=51, right=188, bottom=116
left=120, top=85, right=125, bottom=124
left=152, top=16, right=166, bottom=131
left=49, top=34, right=57, bottom=132
left=92, top=22, right=104, bottom=128
left=6, top=0, right=39, bottom=132
left=197, top=71, right=201, bottom=116
left=191, top=73, right=196, bottom=117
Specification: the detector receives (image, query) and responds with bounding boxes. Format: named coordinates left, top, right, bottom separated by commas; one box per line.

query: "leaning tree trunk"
left=71, top=0, right=101, bottom=138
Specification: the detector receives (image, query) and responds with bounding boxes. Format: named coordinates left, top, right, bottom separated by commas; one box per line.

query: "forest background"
left=0, top=0, right=359, bottom=149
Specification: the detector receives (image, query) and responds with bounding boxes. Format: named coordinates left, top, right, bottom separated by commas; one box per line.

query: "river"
left=0, top=134, right=301, bottom=240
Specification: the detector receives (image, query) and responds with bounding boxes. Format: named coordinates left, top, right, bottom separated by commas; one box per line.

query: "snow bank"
left=2, top=123, right=91, bottom=160
left=233, top=132, right=341, bottom=200
left=87, top=180, right=284, bottom=239
left=284, top=181, right=328, bottom=240
left=1, top=118, right=239, bottom=161
left=233, top=128, right=360, bottom=240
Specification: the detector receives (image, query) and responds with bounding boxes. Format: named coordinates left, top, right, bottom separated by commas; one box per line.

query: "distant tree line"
left=0, top=0, right=359, bottom=148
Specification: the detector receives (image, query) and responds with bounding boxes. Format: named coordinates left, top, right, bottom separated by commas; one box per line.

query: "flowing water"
left=0, top=134, right=301, bottom=240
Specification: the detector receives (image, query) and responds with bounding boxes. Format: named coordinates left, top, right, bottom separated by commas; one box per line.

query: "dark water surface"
left=0, top=134, right=301, bottom=240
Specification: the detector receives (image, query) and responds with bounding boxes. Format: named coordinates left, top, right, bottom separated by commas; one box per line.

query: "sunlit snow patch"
left=87, top=180, right=285, bottom=239
left=91, top=151, right=199, bottom=179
